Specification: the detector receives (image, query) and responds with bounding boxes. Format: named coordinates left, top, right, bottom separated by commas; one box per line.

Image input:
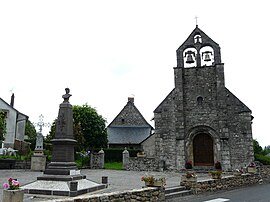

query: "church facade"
left=153, top=26, right=254, bottom=171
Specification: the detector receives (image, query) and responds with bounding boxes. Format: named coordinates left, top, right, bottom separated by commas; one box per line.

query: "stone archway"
left=193, top=133, right=214, bottom=166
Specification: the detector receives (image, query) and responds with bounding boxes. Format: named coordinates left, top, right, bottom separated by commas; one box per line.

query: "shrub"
left=255, top=154, right=270, bottom=165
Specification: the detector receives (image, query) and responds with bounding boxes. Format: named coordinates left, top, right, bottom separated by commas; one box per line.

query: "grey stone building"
left=153, top=26, right=254, bottom=171
left=107, top=97, right=153, bottom=149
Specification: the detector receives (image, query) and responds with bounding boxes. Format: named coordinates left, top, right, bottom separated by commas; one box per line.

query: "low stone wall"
left=196, top=174, right=262, bottom=193
left=0, top=160, right=31, bottom=169
left=126, top=157, right=159, bottom=171
left=258, top=165, right=270, bottom=179
left=183, top=166, right=270, bottom=193
left=54, top=187, right=165, bottom=202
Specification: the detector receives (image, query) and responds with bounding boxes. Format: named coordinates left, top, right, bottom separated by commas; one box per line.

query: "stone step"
left=165, top=189, right=192, bottom=199
left=165, top=186, right=186, bottom=194
left=193, top=166, right=214, bottom=172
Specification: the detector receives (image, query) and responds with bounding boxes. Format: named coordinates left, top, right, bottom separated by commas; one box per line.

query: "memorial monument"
left=31, top=132, right=46, bottom=171
left=31, top=114, right=48, bottom=171
left=23, top=88, right=105, bottom=197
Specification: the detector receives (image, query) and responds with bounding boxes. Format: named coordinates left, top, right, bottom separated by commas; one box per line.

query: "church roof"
left=108, top=97, right=152, bottom=128
left=154, top=88, right=175, bottom=113
left=225, top=88, right=251, bottom=113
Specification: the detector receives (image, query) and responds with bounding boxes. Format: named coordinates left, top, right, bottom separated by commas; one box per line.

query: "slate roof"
left=108, top=126, right=151, bottom=144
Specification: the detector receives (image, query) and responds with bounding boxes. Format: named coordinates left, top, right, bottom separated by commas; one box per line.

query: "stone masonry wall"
left=185, top=166, right=270, bottom=193
left=53, top=187, right=165, bottom=202
left=196, top=174, right=261, bottom=193
left=126, top=157, right=160, bottom=171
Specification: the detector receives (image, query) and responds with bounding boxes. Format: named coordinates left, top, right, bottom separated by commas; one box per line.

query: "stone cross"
left=34, top=114, right=50, bottom=134
left=33, top=114, right=50, bottom=152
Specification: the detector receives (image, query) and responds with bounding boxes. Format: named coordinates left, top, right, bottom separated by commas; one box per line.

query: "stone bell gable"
left=154, top=26, right=254, bottom=171
left=107, top=97, right=153, bottom=149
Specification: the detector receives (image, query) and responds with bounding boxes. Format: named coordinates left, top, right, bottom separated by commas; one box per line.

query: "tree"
left=24, top=120, right=37, bottom=150
left=47, top=104, right=108, bottom=151
left=264, top=145, right=270, bottom=154
left=253, top=139, right=264, bottom=155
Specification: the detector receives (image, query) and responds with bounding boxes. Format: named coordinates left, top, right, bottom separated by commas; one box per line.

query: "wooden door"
left=193, top=133, right=214, bottom=166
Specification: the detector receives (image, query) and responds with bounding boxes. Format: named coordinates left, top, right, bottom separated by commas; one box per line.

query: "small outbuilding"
left=107, top=97, right=153, bottom=150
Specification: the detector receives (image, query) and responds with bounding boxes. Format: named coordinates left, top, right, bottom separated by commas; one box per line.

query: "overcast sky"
left=0, top=1, right=269, bottom=147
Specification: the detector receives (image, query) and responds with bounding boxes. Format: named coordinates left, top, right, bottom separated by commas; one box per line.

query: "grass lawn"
left=104, top=162, right=123, bottom=170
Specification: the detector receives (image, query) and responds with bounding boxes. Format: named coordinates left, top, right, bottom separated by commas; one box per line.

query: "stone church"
left=152, top=26, right=254, bottom=171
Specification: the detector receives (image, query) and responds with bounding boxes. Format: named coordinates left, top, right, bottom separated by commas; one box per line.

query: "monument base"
left=31, top=155, right=46, bottom=171
left=22, top=174, right=106, bottom=197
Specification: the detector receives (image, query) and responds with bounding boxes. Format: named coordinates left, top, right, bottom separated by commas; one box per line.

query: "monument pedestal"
left=31, top=154, right=46, bottom=171
left=23, top=173, right=106, bottom=197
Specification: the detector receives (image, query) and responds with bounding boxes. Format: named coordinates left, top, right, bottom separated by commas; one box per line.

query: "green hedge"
left=103, top=148, right=141, bottom=162
left=255, top=154, right=270, bottom=165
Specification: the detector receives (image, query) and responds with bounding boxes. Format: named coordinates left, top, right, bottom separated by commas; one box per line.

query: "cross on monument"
left=34, top=114, right=51, bottom=133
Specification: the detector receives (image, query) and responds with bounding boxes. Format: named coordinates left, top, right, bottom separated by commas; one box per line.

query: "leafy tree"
left=73, top=104, right=107, bottom=150
left=264, top=145, right=270, bottom=154
left=47, top=104, right=107, bottom=151
left=253, top=139, right=263, bottom=155
left=24, top=120, right=37, bottom=150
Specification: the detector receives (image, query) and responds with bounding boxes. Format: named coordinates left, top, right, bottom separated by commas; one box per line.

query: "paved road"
left=171, top=183, right=270, bottom=202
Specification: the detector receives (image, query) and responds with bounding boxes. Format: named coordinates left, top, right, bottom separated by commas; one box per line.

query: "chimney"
left=128, top=97, right=134, bottom=104
left=10, top=93, right=15, bottom=107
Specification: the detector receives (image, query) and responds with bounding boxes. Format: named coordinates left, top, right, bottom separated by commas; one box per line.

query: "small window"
left=121, top=118, right=125, bottom=123
left=197, top=96, right=203, bottom=105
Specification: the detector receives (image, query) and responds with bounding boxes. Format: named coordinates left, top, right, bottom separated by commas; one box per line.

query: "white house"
left=0, top=94, right=28, bottom=149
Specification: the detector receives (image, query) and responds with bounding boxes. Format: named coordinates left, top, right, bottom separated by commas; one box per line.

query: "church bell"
left=185, top=51, right=195, bottom=64
left=202, top=51, right=212, bottom=62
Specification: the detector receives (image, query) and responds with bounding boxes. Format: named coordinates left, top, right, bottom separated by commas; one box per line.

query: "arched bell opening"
left=200, top=46, right=215, bottom=66
left=193, top=133, right=214, bottom=166
left=183, top=47, right=197, bottom=68
left=194, top=34, right=202, bottom=44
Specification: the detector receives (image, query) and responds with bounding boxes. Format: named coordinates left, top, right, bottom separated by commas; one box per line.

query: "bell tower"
left=176, top=25, right=222, bottom=68
left=173, top=25, right=230, bottom=169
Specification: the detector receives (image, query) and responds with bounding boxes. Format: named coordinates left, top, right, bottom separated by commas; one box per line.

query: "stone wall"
left=89, top=150, right=104, bottom=169
left=196, top=174, right=261, bottom=193
left=183, top=166, right=270, bottom=193
left=125, top=157, right=160, bottom=171
left=53, top=187, right=165, bottom=202
left=0, top=160, right=31, bottom=169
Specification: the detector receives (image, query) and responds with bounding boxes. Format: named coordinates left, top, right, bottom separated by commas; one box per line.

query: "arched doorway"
left=193, top=133, right=214, bottom=166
